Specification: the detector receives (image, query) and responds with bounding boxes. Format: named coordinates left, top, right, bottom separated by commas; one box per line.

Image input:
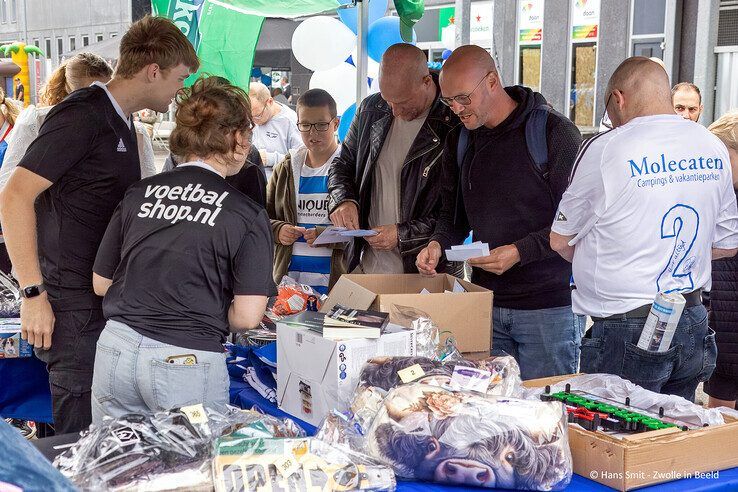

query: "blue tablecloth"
left=0, top=354, right=52, bottom=422
left=230, top=380, right=738, bottom=492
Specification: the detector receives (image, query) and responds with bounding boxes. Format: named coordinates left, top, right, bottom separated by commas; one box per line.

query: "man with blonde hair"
left=248, top=81, right=302, bottom=175
left=0, top=15, right=199, bottom=432
left=550, top=57, right=738, bottom=401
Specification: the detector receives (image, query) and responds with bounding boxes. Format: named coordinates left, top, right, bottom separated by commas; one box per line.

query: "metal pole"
left=454, top=0, right=471, bottom=47
left=355, top=0, right=369, bottom=105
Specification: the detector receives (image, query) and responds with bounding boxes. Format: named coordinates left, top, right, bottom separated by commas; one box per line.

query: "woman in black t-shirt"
left=90, top=77, right=276, bottom=423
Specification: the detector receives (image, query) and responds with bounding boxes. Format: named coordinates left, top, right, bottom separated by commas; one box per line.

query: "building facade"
left=0, top=0, right=134, bottom=65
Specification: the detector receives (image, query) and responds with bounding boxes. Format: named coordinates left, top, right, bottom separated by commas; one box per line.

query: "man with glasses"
left=248, top=81, right=302, bottom=178
left=267, top=89, right=345, bottom=293
left=417, top=45, right=584, bottom=380
left=550, top=57, right=738, bottom=400
left=328, top=43, right=459, bottom=275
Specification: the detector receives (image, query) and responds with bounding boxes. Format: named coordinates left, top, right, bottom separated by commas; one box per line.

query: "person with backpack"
left=416, top=45, right=584, bottom=380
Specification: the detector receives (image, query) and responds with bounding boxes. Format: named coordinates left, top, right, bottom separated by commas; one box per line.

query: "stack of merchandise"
left=52, top=404, right=396, bottom=491
left=228, top=276, right=327, bottom=405
left=318, top=352, right=574, bottom=491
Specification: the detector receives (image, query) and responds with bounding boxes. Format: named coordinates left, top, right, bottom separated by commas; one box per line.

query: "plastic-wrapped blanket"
left=364, top=383, right=572, bottom=491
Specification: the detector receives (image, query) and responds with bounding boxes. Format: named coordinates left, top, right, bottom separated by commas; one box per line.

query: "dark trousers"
left=581, top=305, right=717, bottom=402
left=34, top=309, right=106, bottom=434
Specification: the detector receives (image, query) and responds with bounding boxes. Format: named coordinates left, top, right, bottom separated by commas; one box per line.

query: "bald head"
left=608, top=57, right=671, bottom=105
left=377, top=43, right=436, bottom=121
left=606, top=57, right=673, bottom=126
left=379, top=43, right=429, bottom=85
left=248, top=81, right=271, bottom=103
left=441, top=45, right=497, bottom=82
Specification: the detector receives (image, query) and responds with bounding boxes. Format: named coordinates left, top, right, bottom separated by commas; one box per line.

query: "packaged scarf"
left=364, top=383, right=572, bottom=491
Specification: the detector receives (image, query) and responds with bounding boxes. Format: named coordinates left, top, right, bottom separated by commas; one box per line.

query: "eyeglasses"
left=253, top=102, right=269, bottom=119
left=439, top=71, right=493, bottom=107
left=297, top=119, right=334, bottom=132
left=601, top=91, right=616, bottom=130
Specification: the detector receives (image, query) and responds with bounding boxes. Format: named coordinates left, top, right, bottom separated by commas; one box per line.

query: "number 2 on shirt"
left=656, top=204, right=700, bottom=293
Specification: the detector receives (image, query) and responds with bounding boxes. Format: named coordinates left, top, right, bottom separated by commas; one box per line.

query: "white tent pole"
left=355, top=0, right=369, bottom=105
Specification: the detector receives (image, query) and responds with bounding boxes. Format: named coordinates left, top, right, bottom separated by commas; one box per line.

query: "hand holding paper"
left=312, top=226, right=379, bottom=246
left=468, top=244, right=521, bottom=275
left=444, top=241, right=491, bottom=262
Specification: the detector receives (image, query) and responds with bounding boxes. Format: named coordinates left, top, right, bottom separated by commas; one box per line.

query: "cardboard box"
left=524, top=375, right=738, bottom=491
left=277, top=321, right=415, bottom=427
left=0, top=319, right=31, bottom=358
left=321, top=274, right=492, bottom=354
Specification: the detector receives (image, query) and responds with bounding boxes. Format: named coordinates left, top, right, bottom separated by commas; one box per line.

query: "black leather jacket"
left=328, top=76, right=460, bottom=273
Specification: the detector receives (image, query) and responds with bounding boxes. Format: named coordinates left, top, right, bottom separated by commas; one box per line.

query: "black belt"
left=591, top=290, right=702, bottom=322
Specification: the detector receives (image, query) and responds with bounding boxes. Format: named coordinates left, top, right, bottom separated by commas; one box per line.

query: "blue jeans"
left=91, top=320, right=229, bottom=425
left=492, top=305, right=585, bottom=380
left=580, top=305, right=717, bottom=402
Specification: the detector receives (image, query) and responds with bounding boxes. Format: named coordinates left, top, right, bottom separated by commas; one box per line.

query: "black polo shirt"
left=19, top=84, right=140, bottom=311
left=93, top=163, right=277, bottom=352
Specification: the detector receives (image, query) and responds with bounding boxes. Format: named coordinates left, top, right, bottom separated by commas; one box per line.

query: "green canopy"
left=151, top=0, right=340, bottom=89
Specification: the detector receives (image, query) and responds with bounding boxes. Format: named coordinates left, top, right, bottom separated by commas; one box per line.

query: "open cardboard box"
left=524, top=375, right=738, bottom=491
left=321, top=274, right=492, bottom=354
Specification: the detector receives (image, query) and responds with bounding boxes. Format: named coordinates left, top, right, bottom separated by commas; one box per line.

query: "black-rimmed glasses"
left=439, top=71, right=493, bottom=107
left=297, top=120, right=334, bottom=132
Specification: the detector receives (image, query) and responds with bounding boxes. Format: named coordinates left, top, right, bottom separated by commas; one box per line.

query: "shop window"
left=568, top=0, right=600, bottom=127
left=516, top=0, right=544, bottom=92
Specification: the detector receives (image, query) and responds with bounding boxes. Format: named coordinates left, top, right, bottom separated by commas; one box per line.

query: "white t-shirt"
left=552, top=114, right=738, bottom=317
left=252, top=103, right=303, bottom=168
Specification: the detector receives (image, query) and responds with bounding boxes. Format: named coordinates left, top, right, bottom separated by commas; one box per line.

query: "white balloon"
left=351, top=47, right=380, bottom=79
left=292, top=16, right=356, bottom=71
left=441, top=24, right=456, bottom=51
left=309, top=63, right=359, bottom=114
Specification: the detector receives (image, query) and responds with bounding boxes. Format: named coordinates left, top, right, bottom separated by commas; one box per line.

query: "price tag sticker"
left=181, top=403, right=208, bottom=424
left=275, top=456, right=299, bottom=478
left=398, top=364, right=426, bottom=383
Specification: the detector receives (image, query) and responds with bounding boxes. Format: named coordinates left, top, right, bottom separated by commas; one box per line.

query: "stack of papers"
left=313, top=226, right=379, bottom=245
left=445, top=241, right=490, bottom=261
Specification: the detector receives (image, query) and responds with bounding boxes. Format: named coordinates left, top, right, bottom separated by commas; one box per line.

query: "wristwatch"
left=20, top=283, right=46, bottom=299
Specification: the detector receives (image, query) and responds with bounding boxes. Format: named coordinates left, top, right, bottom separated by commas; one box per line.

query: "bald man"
left=248, top=82, right=302, bottom=175
left=416, top=45, right=583, bottom=380
left=328, top=43, right=460, bottom=274
left=550, top=57, right=738, bottom=401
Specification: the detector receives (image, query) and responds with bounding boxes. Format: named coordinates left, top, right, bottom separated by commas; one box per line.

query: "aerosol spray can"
left=637, top=292, right=686, bottom=352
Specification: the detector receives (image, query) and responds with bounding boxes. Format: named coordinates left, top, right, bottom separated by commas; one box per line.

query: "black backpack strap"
left=456, top=126, right=469, bottom=170
left=525, top=104, right=551, bottom=179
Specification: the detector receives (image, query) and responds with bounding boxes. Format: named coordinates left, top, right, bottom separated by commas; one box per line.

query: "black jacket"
left=432, top=86, right=582, bottom=310
left=328, top=76, right=460, bottom=273
left=709, top=190, right=738, bottom=377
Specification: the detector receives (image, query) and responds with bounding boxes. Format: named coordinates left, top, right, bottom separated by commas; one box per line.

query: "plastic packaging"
left=636, top=292, right=685, bottom=352
left=346, top=354, right=522, bottom=437
left=388, top=305, right=440, bottom=359
left=365, top=383, right=572, bottom=490
left=213, top=436, right=396, bottom=491
left=0, top=271, right=21, bottom=318
left=270, top=276, right=328, bottom=317
left=54, top=406, right=305, bottom=491
left=522, top=373, right=725, bottom=428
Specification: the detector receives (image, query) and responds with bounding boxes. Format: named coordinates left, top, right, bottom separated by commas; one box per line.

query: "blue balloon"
left=251, top=67, right=263, bottom=77
left=338, top=103, right=357, bottom=142
left=442, top=49, right=452, bottom=60
left=367, top=17, right=416, bottom=63
left=261, top=74, right=272, bottom=86
left=338, top=0, right=387, bottom=35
